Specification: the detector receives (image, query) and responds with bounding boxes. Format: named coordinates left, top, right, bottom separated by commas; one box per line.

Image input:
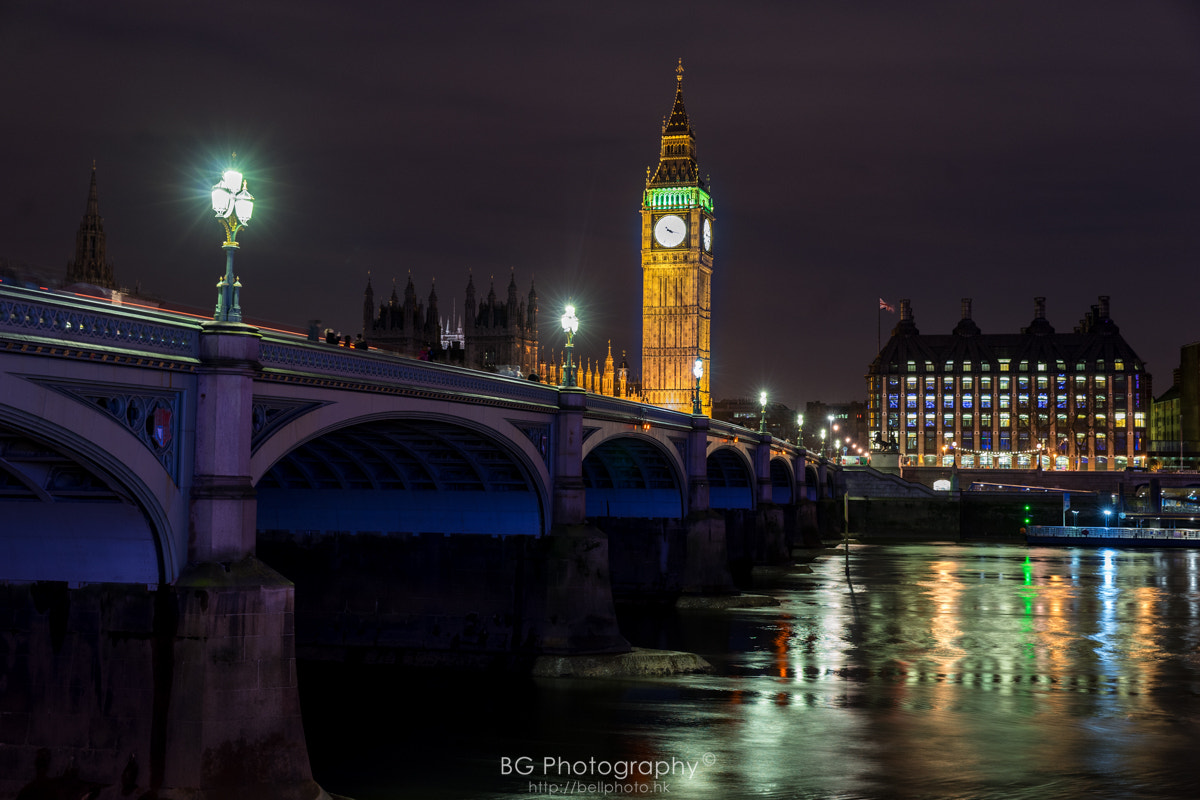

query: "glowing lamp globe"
left=234, top=185, right=254, bottom=223
left=759, top=391, right=767, bottom=407
left=561, top=305, right=579, bottom=335
left=211, top=185, right=233, bottom=217
left=693, top=358, right=703, bottom=380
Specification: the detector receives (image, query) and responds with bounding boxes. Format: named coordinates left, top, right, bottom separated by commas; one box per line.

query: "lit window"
left=906, top=413, right=917, bottom=429
left=1037, top=394, right=1048, bottom=408
left=1019, top=360, right=1029, bottom=371
left=943, top=395, right=954, bottom=409
left=1115, top=411, right=1126, bottom=425
left=999, top=360, right=1010, bottom=372
left=1037, top=361, right=1047, bottom=372
left=925, top=413, right=936, bottom=428
left=962, top=393, right=973, bottom=409
left=906, top=394, right=917, bottom=409
left=1134, top=412, right=1146, bottom=427
left=1000, top=412, right=1011, bottom=428
left=962, top=361, right=972, bottom=372
left=981, top=377, right=992, bottom=390
left=943, top=413, right=955, bottom=428
left=981, top=395, right=992, bottom=409
left=962, top=377, right=974, bottom=390
left=907, top=360, right=916, bottom=372
left=906, top=377, right=918, bottom=390
left=1114, top=359, right=1124, bottom=371
left=999, top=395, right=1011, bottom=409
left=999, top=377, right=1011, bottom=391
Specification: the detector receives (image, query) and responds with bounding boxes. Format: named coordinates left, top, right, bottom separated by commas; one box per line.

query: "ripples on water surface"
left=302, top=543, right=1200, bottom=799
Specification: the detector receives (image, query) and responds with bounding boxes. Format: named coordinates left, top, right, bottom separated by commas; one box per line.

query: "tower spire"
left=66, top=163, right=116, bottom=290
left=649, top=59, right=700, bottom=188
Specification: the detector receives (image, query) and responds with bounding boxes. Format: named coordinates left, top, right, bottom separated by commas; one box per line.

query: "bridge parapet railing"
left=257, top=333, right=561, bottom=406
left=582, top=393, right=696, bottom=429
left=0, top=285, right=201, bottom=359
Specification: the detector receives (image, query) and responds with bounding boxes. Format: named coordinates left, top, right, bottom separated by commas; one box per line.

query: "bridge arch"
left=253, top=411, right=550, bottom=537
left=707, top=445, right=755, bottom=510
left=581, top=433, right=685, bottom=518
left=770, top=457, right=795, bottom=505
left=0, top=406, right=174, bottom=585
left=804, top=464, right=820, bottom=502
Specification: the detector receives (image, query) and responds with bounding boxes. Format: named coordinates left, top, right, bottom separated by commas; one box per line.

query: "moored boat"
left=1026, top=516, right=1200, bottom=548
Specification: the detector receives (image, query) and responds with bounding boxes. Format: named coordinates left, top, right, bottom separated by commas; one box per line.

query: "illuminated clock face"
left=702, top=218, right=712, bottom=252
left=654, top=214, right=687, bottom=248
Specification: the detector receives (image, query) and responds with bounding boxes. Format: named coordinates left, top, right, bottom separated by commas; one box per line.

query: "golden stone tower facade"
left=641, top=60, right=714, bottom=415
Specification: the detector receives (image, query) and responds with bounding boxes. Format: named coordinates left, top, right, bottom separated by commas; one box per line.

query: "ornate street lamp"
left=796, top=413, right=804, bottom=446
left=692, top=357, right=704, bottom=415
left=821, top=428, right=827, bottom=459
left=210, top=162, right=254, bottom=323
left=759, top=391, right=768, bottom=433
left=561, top=304, right=579, bottom=387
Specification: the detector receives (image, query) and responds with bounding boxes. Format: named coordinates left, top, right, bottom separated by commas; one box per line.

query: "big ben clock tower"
left=641, top=59, right=714, bottom=416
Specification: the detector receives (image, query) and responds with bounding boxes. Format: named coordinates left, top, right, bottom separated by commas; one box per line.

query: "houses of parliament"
left=361, top=61, right=714, bottom=413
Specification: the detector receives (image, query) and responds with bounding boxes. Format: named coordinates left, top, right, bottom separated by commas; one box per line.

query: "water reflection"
left=302, top=544, right=1200, bottom=799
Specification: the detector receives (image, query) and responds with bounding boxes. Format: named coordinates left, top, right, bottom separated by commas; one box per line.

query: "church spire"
left=66, top=163, right=116, bottom=290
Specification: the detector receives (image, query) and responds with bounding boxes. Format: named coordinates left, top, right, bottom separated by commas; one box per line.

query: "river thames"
left=300, top=543, right=1200, bottom=799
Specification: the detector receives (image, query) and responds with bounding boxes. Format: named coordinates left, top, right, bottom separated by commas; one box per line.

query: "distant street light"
left=561, top=304, right=579, bottom=387
left=821, top=428, right=827, bottom=459
left=210, top=160, right=254, bottom=323
left=1103, top=508, right=1112, bottom=528
left=692, top=357, right=704, bottom=415
left=759, top=391, right=768, bottom=433
left=796, top=413, right=803, bottom=446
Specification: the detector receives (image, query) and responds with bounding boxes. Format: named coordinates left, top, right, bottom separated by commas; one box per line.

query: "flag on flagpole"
left=879, top=298, right=895, bottom=312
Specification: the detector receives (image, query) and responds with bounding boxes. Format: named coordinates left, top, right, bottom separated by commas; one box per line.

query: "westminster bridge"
left=0, top=283, right=842, bottom=798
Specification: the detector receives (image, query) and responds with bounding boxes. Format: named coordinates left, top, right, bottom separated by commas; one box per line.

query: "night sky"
left=4, top=1, right=1200, bottom=407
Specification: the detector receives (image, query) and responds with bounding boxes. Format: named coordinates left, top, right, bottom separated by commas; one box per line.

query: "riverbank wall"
left=844, top=466, right=1113, bottom=541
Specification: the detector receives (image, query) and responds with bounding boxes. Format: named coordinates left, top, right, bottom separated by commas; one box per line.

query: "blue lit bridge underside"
left=0, top=421, right=161, bottom=585
left=257, top=419, right=543, bottom=537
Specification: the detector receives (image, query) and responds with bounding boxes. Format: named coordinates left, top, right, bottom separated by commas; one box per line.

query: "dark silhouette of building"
left=363, top=274, right=445, bottom=361
left=363, top=272, right=539, bottom=376
left=65, top=164, right=116, bottom=290
left=1150, top=342, right=1200, bottom=470
left=712, top=397, right=798, bottom=442
left=464, top=272, right=538, bottom=376
left=803, top=401, right=869, bottom=458
left=867, top=296, right=1152, bottom=471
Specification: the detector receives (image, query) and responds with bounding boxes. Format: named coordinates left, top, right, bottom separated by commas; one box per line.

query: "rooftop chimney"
left=899, top=298, right=912, bottom=322
left=1098, top=295, right=1110, bottom=320
left=960, top=298, right=972, bottom=319
left=1034, top=297, right=1046, bottom=319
